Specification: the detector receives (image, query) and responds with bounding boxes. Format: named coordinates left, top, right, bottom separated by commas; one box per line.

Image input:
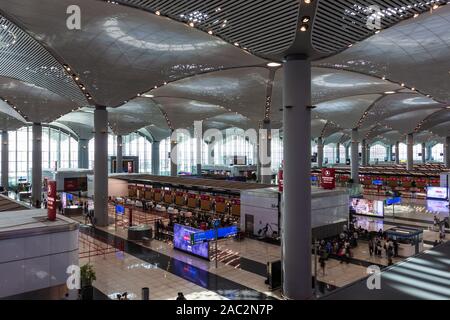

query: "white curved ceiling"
left=0, top=0, right=449, bottom=147
left=0, top=0, right=266, bottom=107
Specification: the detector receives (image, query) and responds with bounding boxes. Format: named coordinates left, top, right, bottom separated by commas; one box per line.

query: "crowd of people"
left=317, top=224, right=403, bottom=275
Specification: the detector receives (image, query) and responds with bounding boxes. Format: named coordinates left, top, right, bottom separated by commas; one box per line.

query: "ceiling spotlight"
left=304, top=0, right=311, bottom=3
left=413, top=13, right=419, bottom=18
left=300, top=24, right=308, bottom=32
left=208, top=30, right=213, bottom=35
left=348, top=44, right=353, bottom=48
left=267, top=62, right=282, bottom=67
left=74, top=76, right=79, bottom=81
left=302, top=16, right=310, bottom=23
left=375, top=30, right=380, bottom=34
left=382, top=76, right=386, bottom=80
left=189, top=22, right=194, bottom=27
left=163, top=82, right=167, bottom=85
left=154, top=85, right=158, bottom=89
left=143, top=94, right=154, bottom=98
left=234, top=42, right=239, bottom=46
left=384, top=91, right=395, bottom=94
left=155, top=11, right=161, bottom=16
left=411, top=87, right=415, bottom=91
left=401, top=83, right=405, bottom=87
left=432, top=4, right=439, bottom=10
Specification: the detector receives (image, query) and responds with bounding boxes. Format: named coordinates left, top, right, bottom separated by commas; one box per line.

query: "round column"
left=261, top=119, right=272, bottom=184
left=32, top=123, right=42, bottom=207
left=351, top=128, right=359, bottom=182
left=406, top=134, right=414, bottom=171
left=116, top=135, right=123, bottom=173
left=395, top=141, right=400, bottom=165
left=1, top=131, right=9, bottom=190
left=317, top=137, right=324, bottom=168
left=78, top=139, right=89, bottom=169
left=282, top=55, right=312, bottom=300
left=94, top=106, right=109, bottom=227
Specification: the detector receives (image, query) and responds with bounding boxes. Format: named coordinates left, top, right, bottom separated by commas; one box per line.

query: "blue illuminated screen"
left=174, top=224, right=209, bottom=259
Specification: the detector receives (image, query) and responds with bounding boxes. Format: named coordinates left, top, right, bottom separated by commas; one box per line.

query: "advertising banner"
left=321, top=168, right=336, bottom=189
left=47, top=180, right=57, bottom=221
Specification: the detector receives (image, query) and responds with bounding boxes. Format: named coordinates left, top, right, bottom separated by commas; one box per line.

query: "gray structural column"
left=445, top=137, right=450, bottom=168
left=335, top=143, right=340, bottom=164
left=207, top=141, right=214, bottom=165
left=261, top=119, right=272, bottom=184
left=151, top=141, right=160, bottom=175
left=282, top=56, right=312, bottom=300
left=395, top=141, right=400, bottom=165
left=317, top=137, right=324, bottom=168
left=170, top=135, right=177, bottom=177
left=195, top=127, right=202, bottom=176
left=345, top=144, right=350, bottom=162
left=421, top=143, right=426, bottom=164
left=351, top=128, right=359, bottom=182
left=116, top=135, right=123, bottom=173
left=387, top=144, right=393, bottom=162
left=361, top=140, right=367, bottom=166
left=1, top=131, right=8, bottom=189
left=32, top=123, right=42, bottom=207
left=367, top=144, right=371, bottom=164
left=406, top=134, right=414, bottom=171
left=94, top=106, right=109, bottom=227
left=426, top=145, right=432, bottom=162
left=78, top=139, right=89, bottom=169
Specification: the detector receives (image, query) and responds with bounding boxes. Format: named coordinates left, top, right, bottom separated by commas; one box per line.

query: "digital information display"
left=426, top=187, right=448, bottom=200
left=115, top=205, right=125, bottom=215
left=191, top=226, right=239, bottom=244
left=350, top=198, right=384, bottom=217
left=386, top=197, right=401, bottom=205
left=426, top=199, right=449, bottom=214
left=174, top=224, right=209, bottom=259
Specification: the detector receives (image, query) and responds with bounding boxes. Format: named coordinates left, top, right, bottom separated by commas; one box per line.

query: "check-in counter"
left=386, top=226, right=424, bottom=258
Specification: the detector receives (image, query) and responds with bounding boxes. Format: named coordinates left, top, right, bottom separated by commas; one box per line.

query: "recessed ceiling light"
left=384, top=91, right=395, bottom=94
left=155, top=11, right=160, bottom=16
left=143, top=94, right=154, bottom=98
left=208, top=30, right=213, bottom=35
left=375, top=30, right=380, bottom=34
left=302, top=16, right=310, bottom=23
left=189, top=22, right=194, bottom=27
left=300, top=24, right=308, bottom=32
left=304, top=0, right=311, bottom=3
left=411, top=87, right=415, bottom=91
left=413, top=13, right=419, bottom=18
left=446, top=106, right=450, bottom=109
left=382, top=76, right=386, bottom=80
left=432, top=4, right=439, bottom=10
left=267, top=62, right=281, bottom=67
left=234, top=42, right=239, bottom=46
left=401, top=83, right=405, bottom=87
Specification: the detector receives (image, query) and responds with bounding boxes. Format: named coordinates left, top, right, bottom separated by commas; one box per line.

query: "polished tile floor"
left=71, top=199, right=449, bottom=300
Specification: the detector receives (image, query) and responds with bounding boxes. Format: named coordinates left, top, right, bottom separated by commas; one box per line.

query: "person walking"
left=368, top=238, right=374, bottom=256
left=176, top=292, right=186, bottom=300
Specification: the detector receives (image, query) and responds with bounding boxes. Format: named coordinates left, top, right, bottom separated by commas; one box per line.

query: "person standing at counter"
left=393, top=240, right=399, bottom=257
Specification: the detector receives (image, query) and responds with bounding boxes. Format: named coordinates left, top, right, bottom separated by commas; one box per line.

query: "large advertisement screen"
left=350, top=198, right=384, bottom=217
left=426, top=187, right=448, bottom=200
left=64, top=177, right=88, bottom=192
left=173, top=224, right=209, bottom=259
left=426, top=200, right=449, bottom=214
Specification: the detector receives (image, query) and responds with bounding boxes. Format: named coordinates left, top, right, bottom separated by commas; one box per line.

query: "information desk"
left=128, top=225, right=152, bottom=240
left=64, top=205, right=82, bottom=216
left=385, top=227, right=423, bottom=257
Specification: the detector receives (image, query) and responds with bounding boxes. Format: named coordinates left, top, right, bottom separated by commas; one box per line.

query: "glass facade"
left=369, top=144, right=387, bottom=163
left=5, top=125, right=78, bottom=188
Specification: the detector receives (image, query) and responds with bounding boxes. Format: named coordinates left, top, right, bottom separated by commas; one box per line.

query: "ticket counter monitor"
left=187, top=194, right=198, bottom=208
left=175, top=192, right=186, bottom=206
left=164, top=191, right=174, bottom=204
left=215, top=197, right=227, bottom=214
left=231, top=199, right=241, bottom=216
left=144, top=190, right=152, bottom=200
left=385, top=227, right=424, bottom=257
left=154, top=189, right=162, bottom=202
left=200, top=195, right=212, bottom=211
